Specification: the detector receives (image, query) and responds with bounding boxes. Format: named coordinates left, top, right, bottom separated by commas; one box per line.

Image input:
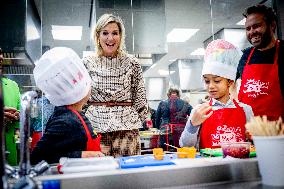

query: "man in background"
left=156, top=88, right=192, bottom=150
left=0, top=48, right=21, bottom=165
left=237, top=4, right=284, bottom=120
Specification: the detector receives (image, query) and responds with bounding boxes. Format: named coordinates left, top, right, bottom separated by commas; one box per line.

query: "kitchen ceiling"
left=39, top=0, right=266, bottom=77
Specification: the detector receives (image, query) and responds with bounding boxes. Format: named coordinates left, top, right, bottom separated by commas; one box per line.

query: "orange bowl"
left=177, top=147, right=196, bottom=158
left=153, top=148, right=164, bottom=160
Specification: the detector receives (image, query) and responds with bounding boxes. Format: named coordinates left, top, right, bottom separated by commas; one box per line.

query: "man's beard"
left=248, top=28, right=272, bottom=49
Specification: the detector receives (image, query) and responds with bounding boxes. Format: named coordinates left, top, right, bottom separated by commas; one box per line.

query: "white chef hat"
left=202, top=39, right=242, bottom=80
left=33, top=47, right=91, bottom=106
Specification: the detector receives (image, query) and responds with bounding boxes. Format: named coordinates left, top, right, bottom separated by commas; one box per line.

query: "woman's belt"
left=89, top=101, right=133, bottom=107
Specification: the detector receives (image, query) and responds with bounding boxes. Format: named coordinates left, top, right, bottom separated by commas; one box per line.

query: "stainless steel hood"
left=169, top=59, right=204, bottom=91
left=0, top=0, right=42, bottom=66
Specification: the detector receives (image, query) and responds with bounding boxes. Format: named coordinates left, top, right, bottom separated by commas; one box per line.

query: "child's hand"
left=81, top=151, right=105, bottom=158
left=191, top=102, right=213, bottom=126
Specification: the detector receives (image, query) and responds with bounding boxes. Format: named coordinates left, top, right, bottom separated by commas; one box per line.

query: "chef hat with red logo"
left=202, top=39, right=242, bottom=80
left=33, top=47, right=91, bottom=106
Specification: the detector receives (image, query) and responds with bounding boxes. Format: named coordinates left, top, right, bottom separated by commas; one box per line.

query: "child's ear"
left=228, top=79, right=234, bottom=87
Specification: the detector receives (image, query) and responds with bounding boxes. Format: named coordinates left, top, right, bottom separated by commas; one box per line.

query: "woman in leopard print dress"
left=83, top=14, right=148, bottom=157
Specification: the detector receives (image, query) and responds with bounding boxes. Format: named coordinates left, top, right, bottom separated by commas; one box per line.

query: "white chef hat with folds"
left=202, top=39, right=242, bottom=80
left=33, top=47, right=91, bottom=106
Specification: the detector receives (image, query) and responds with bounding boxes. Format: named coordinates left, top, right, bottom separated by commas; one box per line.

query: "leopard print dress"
left=83, top=54, right=148, bottom=133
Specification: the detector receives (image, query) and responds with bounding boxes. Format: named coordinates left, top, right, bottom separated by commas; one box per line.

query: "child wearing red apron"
left=179, top=40, right=254, bottom=149
left=31, top=47, right=103, bottom=164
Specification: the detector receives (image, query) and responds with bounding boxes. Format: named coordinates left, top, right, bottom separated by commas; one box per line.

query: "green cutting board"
left=200, top=148, right=256, bottom=158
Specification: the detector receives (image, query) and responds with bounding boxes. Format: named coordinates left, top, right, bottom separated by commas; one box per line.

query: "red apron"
left=238, top=40, right=284, bottom=121
left=159, top=96, right=187, bottom=150
left=199, top=99, right=246, bottom=149
left=67, top=106, right=101, bottom=151
left=31, top=131, right=43, bottom=150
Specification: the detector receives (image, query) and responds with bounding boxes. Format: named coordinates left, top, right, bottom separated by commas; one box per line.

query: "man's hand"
left=81, top=151, right=105, bottom=158
left=190, top=102, right=213, bottom=126
left=4, top=107, right=20, bottom=123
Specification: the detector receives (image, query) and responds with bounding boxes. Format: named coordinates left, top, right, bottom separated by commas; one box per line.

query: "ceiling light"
left=190, top=48, right=205, bottom=56
left=167, top=28, right=199, bottom=42
left=236, top=18, right=246, bottom=26
left=52, top=25, right=82, bottom=40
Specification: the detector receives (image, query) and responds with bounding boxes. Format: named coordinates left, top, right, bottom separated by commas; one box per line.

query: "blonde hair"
left=94, top=14, right=126, bottom=57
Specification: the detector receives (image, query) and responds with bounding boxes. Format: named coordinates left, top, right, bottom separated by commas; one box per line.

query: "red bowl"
left=220, top=142, right=250, bottom=159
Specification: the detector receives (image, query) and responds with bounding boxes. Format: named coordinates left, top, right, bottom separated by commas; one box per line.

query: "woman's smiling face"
left=98, top=22, right=121, bottom=57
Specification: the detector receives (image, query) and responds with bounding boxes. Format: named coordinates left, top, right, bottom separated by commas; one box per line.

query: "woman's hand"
left=191, top=102, right=213, bottom=126
left=81, top=151, right=105, bottom=158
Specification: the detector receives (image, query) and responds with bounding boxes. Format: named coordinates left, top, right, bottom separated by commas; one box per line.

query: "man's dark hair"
left=243, top=4, right=277, bottom=26
left=167, top=88, right=180, bottom=97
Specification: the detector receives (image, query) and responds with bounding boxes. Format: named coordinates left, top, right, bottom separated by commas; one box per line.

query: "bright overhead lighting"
left=190, top=48, right=205, bottom=56
left=52, top=25, right=82, bottom=40
left=236, top=18, right=246, bottom=26
left=167, top=28, right=199, bottom=42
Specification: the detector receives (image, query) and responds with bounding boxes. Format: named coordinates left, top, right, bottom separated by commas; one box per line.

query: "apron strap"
left=232, top=99, right=241, bottom=109
left=246, top=39, right=279, bottom=66
left=274, top=40, right=280, bottom=66
left=166, top=125, right=169, bottom=151
left=246, top=47, right=255, bottom=66
left=66, top=106, right=92, bottom=141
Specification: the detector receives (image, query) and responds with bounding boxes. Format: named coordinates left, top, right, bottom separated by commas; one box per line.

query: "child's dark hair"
left=243, top=4, right=277, bottom=26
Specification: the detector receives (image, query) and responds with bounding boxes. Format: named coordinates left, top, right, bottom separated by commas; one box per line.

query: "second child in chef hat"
left=31, top=47, right=104, bottom=165
left=179, top=39, right=254, bottom=150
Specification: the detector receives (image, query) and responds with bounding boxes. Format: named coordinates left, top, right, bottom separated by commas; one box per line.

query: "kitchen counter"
left=34, top=157, right=262, bottom=189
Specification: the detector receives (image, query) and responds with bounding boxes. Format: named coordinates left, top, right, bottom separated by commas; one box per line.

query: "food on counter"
left=221, top=142, right=250, bottom=159
left=153, top=148, right=164, bottom=160
left=177, top=147, right=196, bottom=158
left=250, top=145, right=256, bottom=152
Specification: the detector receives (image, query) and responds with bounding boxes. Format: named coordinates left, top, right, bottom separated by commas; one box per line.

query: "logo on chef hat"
left=33, top=47, right=91, bottom=106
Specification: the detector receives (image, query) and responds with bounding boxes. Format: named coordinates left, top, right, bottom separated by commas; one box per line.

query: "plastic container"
left=220, top=142, right=250, bottom=159
left=177, top=147, right=196, bottom=158
left=253, top=135, right=284, bottom=187
left=153, top=148, right=164, bottom=160
left=58, top=156, right=119, bottom=174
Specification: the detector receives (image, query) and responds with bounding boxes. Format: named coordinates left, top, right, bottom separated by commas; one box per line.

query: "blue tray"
left=119, top=154, right=176, bottom=169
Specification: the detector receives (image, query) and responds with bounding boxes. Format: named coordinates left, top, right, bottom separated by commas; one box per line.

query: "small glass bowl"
left=220, top=142, right=250, bottom=159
